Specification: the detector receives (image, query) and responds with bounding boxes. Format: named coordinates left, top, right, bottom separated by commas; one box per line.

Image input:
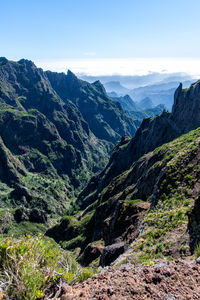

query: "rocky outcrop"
left=81, top=242, right=104, bottom=266
left=14, top=207, right=49, bottom=223
left=171, top=82, right=200, bottom=132
left=100, top=242, right=125, bottom=267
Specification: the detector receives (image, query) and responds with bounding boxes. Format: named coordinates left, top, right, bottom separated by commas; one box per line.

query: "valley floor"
left=57, top=259, right=200, bottom=300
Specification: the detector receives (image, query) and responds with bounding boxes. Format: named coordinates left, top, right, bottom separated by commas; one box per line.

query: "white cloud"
left=84, top=52, right=96, bottom=57
left=35, top=58, right=200, bottom=77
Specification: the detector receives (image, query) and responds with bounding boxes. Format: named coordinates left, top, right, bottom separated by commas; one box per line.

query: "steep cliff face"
left=47, top=80, right=200, bottom=266
left=171, top=82, right=200, bottom=132
left=46, top=70, right=138, bottom=143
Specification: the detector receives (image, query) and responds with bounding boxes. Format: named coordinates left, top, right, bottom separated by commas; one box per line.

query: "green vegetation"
left=0, top=107, right=36, bottom=121
left=50, top=127, right=200, bottom=267
left=194, top=243, right=200, bottom=258
left=123, top=128, right=200, bottom=264
left=21, top=172, right=71, bottom=214
left=47, top=209, right=95, bottom=255
left=0, top=235, right=93, bottom=300
left=1, top=57, right=200, bottom=273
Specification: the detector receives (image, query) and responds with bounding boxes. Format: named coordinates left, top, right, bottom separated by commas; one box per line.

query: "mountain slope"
left=47, top=125, right=200, bottom=267
left=46, top=80, right=200, bottom=266
left=0, top=58, right=109, bottom=185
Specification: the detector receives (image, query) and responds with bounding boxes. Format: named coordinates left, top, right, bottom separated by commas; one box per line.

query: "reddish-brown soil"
left=58, top=260, right=200, bottom=300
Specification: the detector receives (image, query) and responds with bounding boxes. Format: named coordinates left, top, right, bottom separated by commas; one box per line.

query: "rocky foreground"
left=56, top=260, right=200, bottom=300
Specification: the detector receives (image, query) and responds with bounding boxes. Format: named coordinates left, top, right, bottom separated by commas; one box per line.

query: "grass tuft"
left=0, top=235, right=93, bottom=299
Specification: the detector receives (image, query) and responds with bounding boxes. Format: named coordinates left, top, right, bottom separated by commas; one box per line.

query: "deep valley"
left=0, top=57, right=200, bottom=299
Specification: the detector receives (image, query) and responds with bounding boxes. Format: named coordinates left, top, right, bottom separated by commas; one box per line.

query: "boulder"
left=81, top=242, right=104, bottom=266
left=100, top=242, right=125, bottom=267
left=29, top=208, right=49, bottom=223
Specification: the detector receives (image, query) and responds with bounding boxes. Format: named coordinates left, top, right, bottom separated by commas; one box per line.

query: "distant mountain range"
left=80, top=72, right=194, bottom=89
left=81, top=73, right=196, bottom=111
left=109, top=94, right=165, bottom=120
left=129, top=80, right=195, bottom=110
left=104, top=81, right=130, bottom=95
left=128, top=104, right=165, bottom=121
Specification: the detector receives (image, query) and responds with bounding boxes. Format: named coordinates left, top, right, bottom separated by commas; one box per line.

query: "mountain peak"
left=93, top=80, right=101, bottom=85
left=92, top=80, right=107, bottom=94
left=18, top=58, right=35, bottom=67
left=104, top=81, right=129, bottom=94
left=138, top=97, right=153, bottom=109
left=123, top=94, right=132, bottom=100
left=0, top=57, right=8, bottom=65
left=67, top=69, right=77, bottom=79
left=171, top=79, right=200, bottom=132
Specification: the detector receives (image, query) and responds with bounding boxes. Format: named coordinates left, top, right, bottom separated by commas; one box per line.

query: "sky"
left=1, top=0, right=200, bottom=75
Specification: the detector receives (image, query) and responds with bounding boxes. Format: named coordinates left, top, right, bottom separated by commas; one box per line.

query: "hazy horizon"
left=2, top=0, right=200, bottom=78
left=34, top=58, right=200, bottom=77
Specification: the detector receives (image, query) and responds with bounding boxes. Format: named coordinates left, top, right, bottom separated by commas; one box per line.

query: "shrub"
left=183, top=199, right=190, bottom=207
left=156, top=243, right=164, bottom=253
left=176, top=209, right=184, bottom=219
left=194, top=243, right=200, bottom=258
left=0, top=235, right=93, bottom=299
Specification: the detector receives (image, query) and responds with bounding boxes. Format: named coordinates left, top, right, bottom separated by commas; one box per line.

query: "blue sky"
left=1, top=0, right=200, bottom=75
